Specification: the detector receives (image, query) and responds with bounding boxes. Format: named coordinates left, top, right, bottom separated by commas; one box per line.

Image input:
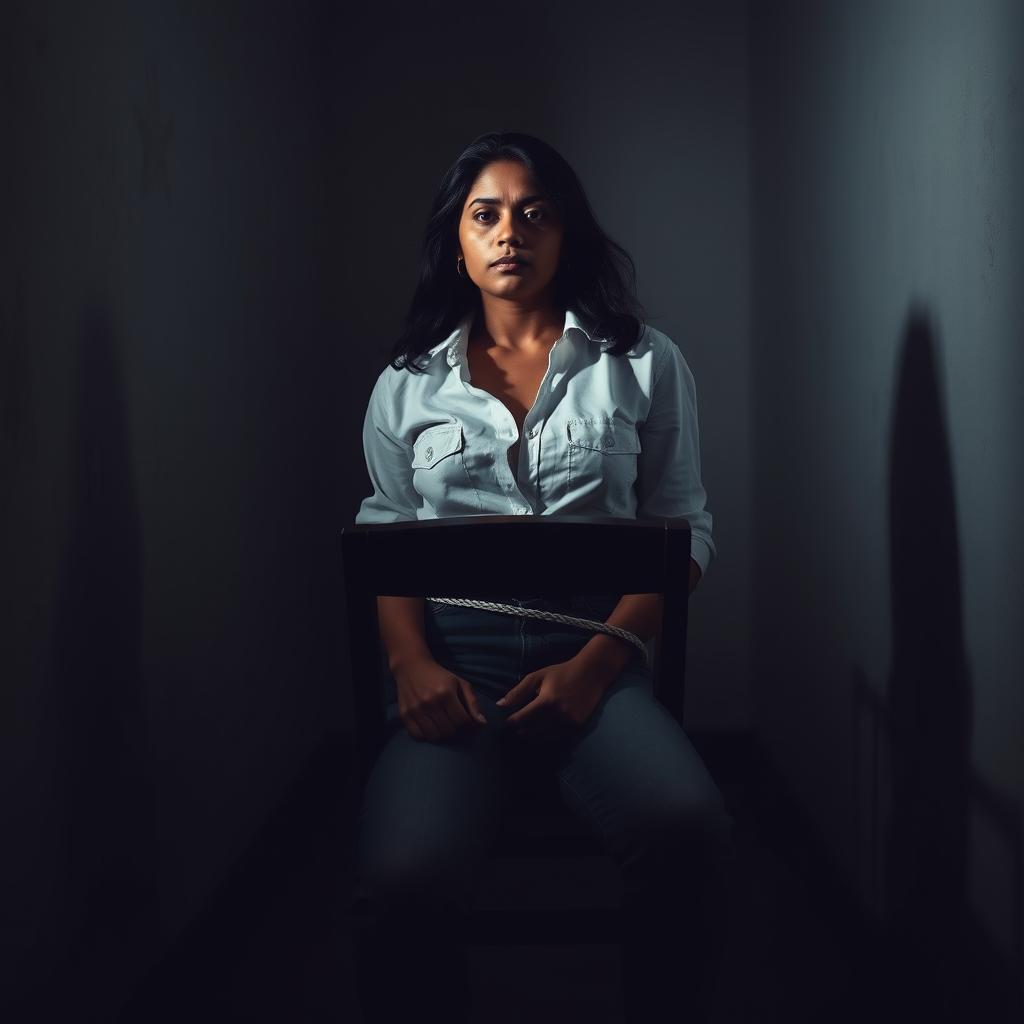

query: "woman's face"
left=457, top=159, right=564, bottom=304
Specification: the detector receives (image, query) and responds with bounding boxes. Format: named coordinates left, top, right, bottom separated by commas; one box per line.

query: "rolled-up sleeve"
left=635, top=338, right=716, bottom=576
left=354, top=371, right=422, bottom=524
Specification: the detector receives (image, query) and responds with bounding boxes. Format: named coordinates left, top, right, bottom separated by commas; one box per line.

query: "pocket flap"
left=411, top=422, right=464, bottom=469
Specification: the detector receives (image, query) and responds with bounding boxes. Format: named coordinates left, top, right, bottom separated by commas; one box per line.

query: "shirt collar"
left=426, top=306, right=606, bottom=368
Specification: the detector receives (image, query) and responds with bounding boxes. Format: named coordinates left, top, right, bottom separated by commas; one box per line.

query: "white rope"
left=424, top=597, right=651, bottom=668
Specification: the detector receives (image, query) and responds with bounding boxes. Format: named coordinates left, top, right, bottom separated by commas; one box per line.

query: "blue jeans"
left=348, top=593, right=737, bottom=1023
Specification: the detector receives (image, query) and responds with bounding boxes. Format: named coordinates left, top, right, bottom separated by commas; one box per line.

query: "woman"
left=349, top=131, right=736, bottom=1024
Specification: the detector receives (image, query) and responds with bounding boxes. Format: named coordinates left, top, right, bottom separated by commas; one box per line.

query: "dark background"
left=2, top=0, right=1021, bottom=1020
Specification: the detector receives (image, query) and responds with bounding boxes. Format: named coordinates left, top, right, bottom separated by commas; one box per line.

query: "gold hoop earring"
left=457, top=256, right=467, bottom=278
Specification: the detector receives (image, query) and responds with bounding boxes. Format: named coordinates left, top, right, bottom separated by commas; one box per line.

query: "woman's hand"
left=496, top=654, right=615, bottom=743
left=392, top=655, right=488, bottom=743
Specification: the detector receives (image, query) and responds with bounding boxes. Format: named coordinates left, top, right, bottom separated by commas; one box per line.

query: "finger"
left=501, top=686, right=540, bottom=717
left=404, top=713, right=430, bottom=742
left=418, top=708, right=443, bottom=743
left=497, top=675, right=535, bottom=709
left=444, top=687, right=476, bottom=732
left=506, top=701, right=539, bottom=727
left=506, top=699, right=544, bottom=728
left=434, top=707, right=463, bottom=741
left=457, top=677, right=488, bottom=725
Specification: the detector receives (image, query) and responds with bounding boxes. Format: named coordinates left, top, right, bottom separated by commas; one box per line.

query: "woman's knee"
left=638, top=780, right=736, bottom=868
left=619, top=788, right=737, bottom=925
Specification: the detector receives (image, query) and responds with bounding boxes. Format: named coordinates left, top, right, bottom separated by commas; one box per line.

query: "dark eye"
left=473, top=208, right=546, bottom=223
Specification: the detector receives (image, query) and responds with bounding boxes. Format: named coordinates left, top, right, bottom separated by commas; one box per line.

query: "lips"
left=491, top=256, right=526, bottom=266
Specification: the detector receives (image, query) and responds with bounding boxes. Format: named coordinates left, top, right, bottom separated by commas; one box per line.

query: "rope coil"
left=424, top=597, right=651, bottom=668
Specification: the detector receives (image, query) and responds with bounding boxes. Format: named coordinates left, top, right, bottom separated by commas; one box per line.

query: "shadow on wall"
left=852, top=305, right=1022, bottom=1021
left=37, top=304, right=160, bottom=1020
left=887, top=305, right=971, bottom=1016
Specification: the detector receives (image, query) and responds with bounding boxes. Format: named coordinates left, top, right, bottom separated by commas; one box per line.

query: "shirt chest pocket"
left=411, top=421, right=464, bottom=469
left=566, top=417, right=641, bottom=493
left=410, top=420, right=481, bottom=511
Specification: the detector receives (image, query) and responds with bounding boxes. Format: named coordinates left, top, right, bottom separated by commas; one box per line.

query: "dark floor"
left=113, top=732, right=1018, bottom=1024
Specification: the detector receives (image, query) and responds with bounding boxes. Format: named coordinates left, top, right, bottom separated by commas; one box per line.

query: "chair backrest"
left=341, top=514, right=691, bottom=792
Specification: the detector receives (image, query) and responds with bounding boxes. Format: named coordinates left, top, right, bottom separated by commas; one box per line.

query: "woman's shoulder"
left=608, top=321, right=674, bottom=366
left=639, top=322, right=678, bottom=352
left=374, top=353, right=441, bottom=395
left=639, top=323, right=694, bottom=369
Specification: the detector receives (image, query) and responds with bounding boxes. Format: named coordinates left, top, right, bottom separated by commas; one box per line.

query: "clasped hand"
left=496, top=653, right=612, bottom=742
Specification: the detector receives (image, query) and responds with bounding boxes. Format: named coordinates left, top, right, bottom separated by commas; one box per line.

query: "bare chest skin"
left=466, top=333, right=555, bottom=479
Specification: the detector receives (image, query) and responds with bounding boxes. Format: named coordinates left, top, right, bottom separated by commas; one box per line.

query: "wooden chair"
left=341, top=514, right=692, bottom=945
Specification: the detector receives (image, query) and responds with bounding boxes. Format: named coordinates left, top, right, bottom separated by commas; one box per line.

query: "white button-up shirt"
left=354, top=306, right=716, bottom=576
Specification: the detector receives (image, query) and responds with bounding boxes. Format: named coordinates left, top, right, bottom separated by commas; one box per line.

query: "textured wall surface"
left=749, top=0, right=1023, bottom=998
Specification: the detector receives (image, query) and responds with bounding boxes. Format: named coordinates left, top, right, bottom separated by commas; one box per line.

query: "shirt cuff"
left=689, top=536, right=712, bottom=579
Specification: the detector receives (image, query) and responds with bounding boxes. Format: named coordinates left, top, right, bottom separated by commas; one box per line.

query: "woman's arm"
left=574, top=557, right=702, bottom=678
left=689, top=556, right=702, bottom=592
left=377, top=596, right=433, bottom=672
left=634, top=335, right=716, bottom=575
left=355, top=370, right=422, bottom=525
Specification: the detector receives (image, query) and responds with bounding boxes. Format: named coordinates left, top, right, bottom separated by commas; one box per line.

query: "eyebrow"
left=469, top=194, right=548, bottom=207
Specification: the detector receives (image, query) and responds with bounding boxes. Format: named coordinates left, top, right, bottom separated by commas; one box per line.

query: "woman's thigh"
left=352, top=713, right=505, bottom=914
left=517, top=594, right=737, bottom=880
left=355, top=598, right=531, bottom=914
left=554, top=667, right=735, bottom=871
left=357, top=592, right=735, bottom=908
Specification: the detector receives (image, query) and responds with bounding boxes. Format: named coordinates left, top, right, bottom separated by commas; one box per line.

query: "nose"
left=496, top=211, right=523, bottom=248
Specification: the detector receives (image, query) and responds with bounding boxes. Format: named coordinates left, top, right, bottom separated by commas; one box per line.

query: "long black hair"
left=388, top=131, right=649, bottom=374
